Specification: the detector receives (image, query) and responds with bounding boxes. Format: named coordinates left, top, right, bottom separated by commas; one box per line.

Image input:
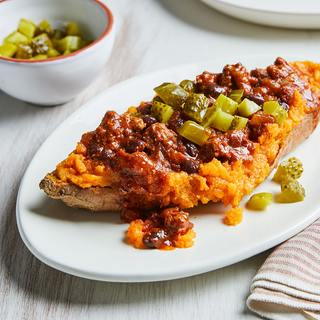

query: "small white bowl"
left=0, top=0, right=115, bottom=105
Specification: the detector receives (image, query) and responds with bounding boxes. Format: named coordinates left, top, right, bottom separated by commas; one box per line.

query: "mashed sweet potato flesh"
left=126, top=219, right=196, bottom=250
left=123, top=207, right=195, bottom=249
left=50, top=59, right=320, bottom=247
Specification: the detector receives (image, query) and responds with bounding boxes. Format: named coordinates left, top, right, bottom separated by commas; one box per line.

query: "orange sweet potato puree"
left=126, top=219, right=196, bottom=250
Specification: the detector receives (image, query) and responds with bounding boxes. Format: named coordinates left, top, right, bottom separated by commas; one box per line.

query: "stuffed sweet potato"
left=40, top=57, right=320, bottom=249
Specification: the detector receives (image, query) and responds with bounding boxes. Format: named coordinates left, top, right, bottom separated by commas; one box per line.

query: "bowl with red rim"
left=0, top=0, right=115, bottom=105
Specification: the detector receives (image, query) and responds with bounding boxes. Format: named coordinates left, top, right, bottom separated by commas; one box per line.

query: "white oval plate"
left=200, top=0, right=320, bottom=29
left=17, top=55, right=320, bottom=282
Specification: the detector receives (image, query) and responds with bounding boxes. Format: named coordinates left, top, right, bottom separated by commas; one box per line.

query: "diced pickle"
left=63, top=49, right=71, bottom=55
left=18, top=18, right=37, bottom=38
left=152, top=95, right=165, bottom=104
left=0, top=43, right=17, bottom=58
left=273, top=157, right=303, bottom=182
left=52, top=29, right=64, bottom=40
left=65, top=23, right=81, bottom=36
left=237, top=98, right=261, bottom=117
left=228, top=89, right=244, bottom=104
left=281, top=177, right=306, bottom=203
left=263, top=101, right=288, bottom=125
left=1, top=19, right=91, bottom=60
left=47, top=48, right=60, bottom=58
left=178, top=121, right=210, bottom=146
left=183, top=93, right=210, bottom=122
left=214, top=94, right=238, bottom=115
left=229, top=115, right=248, bottom=130
left=153, top=82, right=188, bottom=110
left=57, top=36, right=82, bottom=53
left=81, top=39, right=92, bottom=49
left=201, top=106, right=219, bottom=128
left=15, top=43, right=33, bottom=59
left=179, top=79, right=196, bottom=93
left=31, top=33, right=52, bottom=54
left=30, top=54, right=48, bottom=59
left=247, top=192, right=273, bottom=210
left=4, top=31, right=29, bottom=45
left=151, top=101, right=174, bottom=123
left=211, top=109, right=234, bottom=132
left=51, top=38, right=60, bottom=49
left=39, top=19, right=51, bottom=31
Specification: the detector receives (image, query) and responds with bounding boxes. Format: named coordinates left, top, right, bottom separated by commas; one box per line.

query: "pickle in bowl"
left=0, top=18, right=92, bottom=59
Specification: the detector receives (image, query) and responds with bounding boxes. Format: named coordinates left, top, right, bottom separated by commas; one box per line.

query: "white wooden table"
left=1, top=1, right=320, bottom=319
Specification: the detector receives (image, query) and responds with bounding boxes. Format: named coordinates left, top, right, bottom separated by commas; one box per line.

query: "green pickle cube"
left=229, top=115, right=248, bottom=131
left=4, top=31, right=29, bottom=45
left=179, top=79, right=196, bottom=93
left=228, top=89, right=244, bottom=104
left=238, top=98, right=261, bottom=117
left=214, top=94, right=238, bottom=115
left=152, top=95, right=165, bottom=104
left=211, top=109, right=234, bottom=132
left=178, top=121, right=210, bottom=146
left=281, top=177, right=306, bottom=203
left=30, top=54, right=48, bottom=59
left=263, top=101, right=288, bottom=125
left=52, top=29, right=64, bottom=40
left=151, top=101, right=174, bottom=123
left=65, top=23, right=81, bottom=36
left=0, top=43, right=17, bottom=57
left=31, top=33, right=53, bottom=54
left=39, top=19, right=51, bottom=31
left=154, top=82, right=188, bottom=110
left=247, top=193, right=273, bottom=210
left=201, top=106, right=219, bottom=128
left=81, top=39, right=92, bottom=49
left=51, top=38, right=59, bottom=50
left=183, top=93, right=210, bottom=122
left=57, top=36, right=82, bottom=53
left=47, top=48, right=60, bottom=58
left=15, top=44, right=33, bottom=59
left=18, top=18, right=37, bottom=38
left=273, top=157, right=303, bottom=182
left=63, top=49, right=71, bottom=55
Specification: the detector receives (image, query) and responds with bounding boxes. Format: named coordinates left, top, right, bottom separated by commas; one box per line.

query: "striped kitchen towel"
left=246, top=218, right=320, bottom=320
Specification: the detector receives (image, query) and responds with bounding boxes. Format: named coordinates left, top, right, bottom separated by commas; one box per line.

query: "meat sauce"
left=76, top=57, right=318, bottom=248
left=121, top=207, right=194, bottom=249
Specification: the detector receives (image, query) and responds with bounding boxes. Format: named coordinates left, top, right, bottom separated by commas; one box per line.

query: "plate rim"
left=199, top=0, right=320, bottom=29
left=201, top=0, right=320, bottom=15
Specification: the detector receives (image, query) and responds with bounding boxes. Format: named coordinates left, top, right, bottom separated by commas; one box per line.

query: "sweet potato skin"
left=39, top=173, right=121, bottom=211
